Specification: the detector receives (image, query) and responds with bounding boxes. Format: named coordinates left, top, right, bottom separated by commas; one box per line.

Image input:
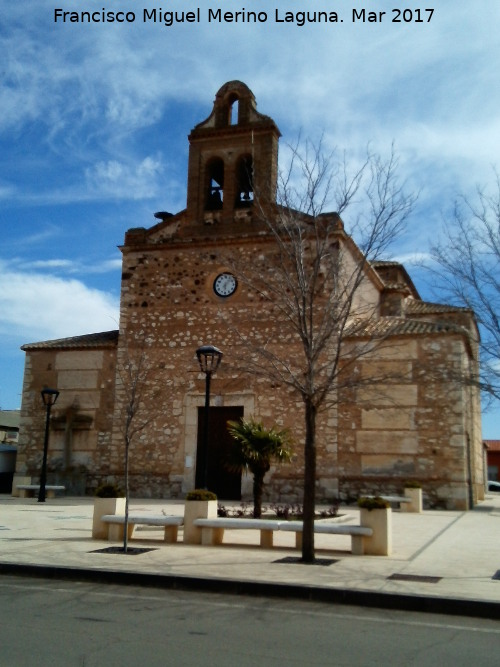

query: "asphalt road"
left=0, top=576, right=499, bottom=666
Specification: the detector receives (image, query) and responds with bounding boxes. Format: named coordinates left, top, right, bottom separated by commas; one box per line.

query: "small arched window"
left=235, top=155, right=253, bottom=207
left=205, top=158, right=224, bottom=210
left=227, top=94, right=239, bottom=126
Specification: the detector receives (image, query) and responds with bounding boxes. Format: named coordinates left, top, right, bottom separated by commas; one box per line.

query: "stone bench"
left=100, top=514, right=183, bottom=542
left=280, top=521, right=373, bottom=555
left=381, top=495, right=411, bottom=505
left=194, top=517, right=282, bottom=548
left=380, top=493, right=422, bottom=513
left=193, top=518, right=373, bottom=555
left=16, top=484, right=66, bottom=499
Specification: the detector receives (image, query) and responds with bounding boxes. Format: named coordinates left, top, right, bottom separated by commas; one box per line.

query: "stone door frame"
left=182, top=391, right=255, bottom=496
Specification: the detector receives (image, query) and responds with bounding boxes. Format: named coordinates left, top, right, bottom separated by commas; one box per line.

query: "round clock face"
left=213, top=272, right=238, bottom=298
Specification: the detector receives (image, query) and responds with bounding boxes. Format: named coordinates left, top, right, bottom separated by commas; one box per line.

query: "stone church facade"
left=15, top=81, right=484, bottom=509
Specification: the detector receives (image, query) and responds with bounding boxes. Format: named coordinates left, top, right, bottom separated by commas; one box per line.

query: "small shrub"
left=269, top=502, right=340, bottom=520
left=318, top=502, right=340, bottom=518
left=270, top=503, right=304, bottom=519
left=357, top=496, right=390, bottom=511
left=217, top=502, right=252, bottom=517
left=95, top=483, right=124, bottom=498
left=186, top=489, right=217, bottom=501
left=231, top=502, right=251, bottom=517
left=217, top=503, right=229, bottom=517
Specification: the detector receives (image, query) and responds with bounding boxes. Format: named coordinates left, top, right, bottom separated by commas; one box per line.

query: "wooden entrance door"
left=196, top=406, right=243, bottom=500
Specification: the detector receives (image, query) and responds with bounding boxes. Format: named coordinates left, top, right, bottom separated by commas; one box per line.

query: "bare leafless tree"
left=430, top=172, right=500, bottom=403
left=114, top=333, right=169, bottom=552
left=223, top=139, right=417, bottom=562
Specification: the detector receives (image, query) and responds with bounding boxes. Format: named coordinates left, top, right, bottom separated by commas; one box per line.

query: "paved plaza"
left=1, top=493, right=500, bottom=618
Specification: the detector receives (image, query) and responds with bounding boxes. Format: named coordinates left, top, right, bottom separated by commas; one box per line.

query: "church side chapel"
left=15, top=81, right=484, bottom=510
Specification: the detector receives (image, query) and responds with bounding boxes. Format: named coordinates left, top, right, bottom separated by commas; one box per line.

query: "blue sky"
left=1, top=0, right=499, bottom=437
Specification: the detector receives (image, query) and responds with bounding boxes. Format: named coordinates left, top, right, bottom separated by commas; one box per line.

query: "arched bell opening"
left=205, top=157, right=224, bottom=211
left=235, top=155, right=254, bottom=208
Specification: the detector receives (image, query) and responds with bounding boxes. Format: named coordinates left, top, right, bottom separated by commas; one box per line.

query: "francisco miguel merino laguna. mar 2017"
left=53, top=7, right=435, bottom=26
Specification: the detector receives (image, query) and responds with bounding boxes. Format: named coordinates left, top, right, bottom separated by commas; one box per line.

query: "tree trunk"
left=252, top=468, right=266, bottom=518
left=123, top=435, right=130, bottom=553
left=302, top=398, right=317, bottom=563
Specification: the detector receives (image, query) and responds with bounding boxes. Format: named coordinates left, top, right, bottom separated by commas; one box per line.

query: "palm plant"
left=226, top=417, right=293, bottom=518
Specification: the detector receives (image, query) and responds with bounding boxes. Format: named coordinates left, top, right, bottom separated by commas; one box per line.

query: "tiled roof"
left=371, top=260, right=402, bottom=268
left=21, top=330, right=119, bottom=351
left=406, top=300, right=471, bottom=315
left=370, top=260, right=420, bottom=299
left=347, top=317, right=468, bottom=338
left=484, top=440, right=500, bottom=451
left=381, top=281, right=412, bottom=292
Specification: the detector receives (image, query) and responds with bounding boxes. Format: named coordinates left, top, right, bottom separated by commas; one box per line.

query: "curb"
left=1, top=562, right=499, bottom=620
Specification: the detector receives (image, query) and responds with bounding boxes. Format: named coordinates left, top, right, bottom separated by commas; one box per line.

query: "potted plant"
left=358, top=496, right=392, bottom=555
left=183, top=489, right=217, bottom=544
left=403, top=481, right=423, bottom=513
left=92, top=483, right=125, bottom=539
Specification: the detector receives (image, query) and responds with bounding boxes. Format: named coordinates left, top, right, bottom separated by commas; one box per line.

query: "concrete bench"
left=379, top=494, right=421, bottom=513
left=17, top=484, right=66, bottom=499
left=100, top=514, right=183, bottom=542
left=381, top=495, right=410, bottom=505
left=279, top=521, right=373, bottom=555
left=194, top=517, right=282, bottom=548
left=362, top=494, right=421, bottom=513
left=193, top=518, right=373, bottom=555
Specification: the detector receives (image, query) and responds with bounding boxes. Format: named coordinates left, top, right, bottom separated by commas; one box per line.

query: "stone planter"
left=360, top=507, right=392, bottom=556
left=11, top=475, right=31, bottom=497
left=92, top=497, right=126, bottom=539
left=403, top=487, right=422, bottom=513
left=183, top=499, right=218, bottom=544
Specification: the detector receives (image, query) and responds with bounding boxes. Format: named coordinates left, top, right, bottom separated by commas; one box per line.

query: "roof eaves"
left=21, top=330, right=119, bottom=351
left=406, top=300, right=472, bottom=315
left=346, top=317, right=470, bottom=339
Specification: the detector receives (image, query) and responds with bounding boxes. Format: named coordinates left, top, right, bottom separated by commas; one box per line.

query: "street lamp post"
left=38, top=387, right=60, bottom=503
left=196, top=345, right=223, bottom=490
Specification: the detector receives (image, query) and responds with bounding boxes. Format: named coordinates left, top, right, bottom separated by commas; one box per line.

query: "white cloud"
left=21, top=259, right=76, bottom=271
left=87, top=259, right=124, bottom=274
left=8, top=256, right=122, bottom=277
left=84, top=156, right=164, bottom=200
left=0, top=262, right=119, bottom=342
left=3, top=156, right=166, bottom=206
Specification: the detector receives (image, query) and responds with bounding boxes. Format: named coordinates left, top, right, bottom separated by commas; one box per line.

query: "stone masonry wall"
left=16, top=232, right=482, bottom=510
left=108, top=232, right=345, bottom=500
left=337, top=334, right=480, bottom=509
left=16, top=346, right=116, bottom=494
left=99, top=227, right=481, bottom=509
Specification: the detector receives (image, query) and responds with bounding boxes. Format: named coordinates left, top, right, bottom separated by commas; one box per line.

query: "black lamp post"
left=38, top=387, right=59, bottom=503
left=196, top=345, right=223, bottom=489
